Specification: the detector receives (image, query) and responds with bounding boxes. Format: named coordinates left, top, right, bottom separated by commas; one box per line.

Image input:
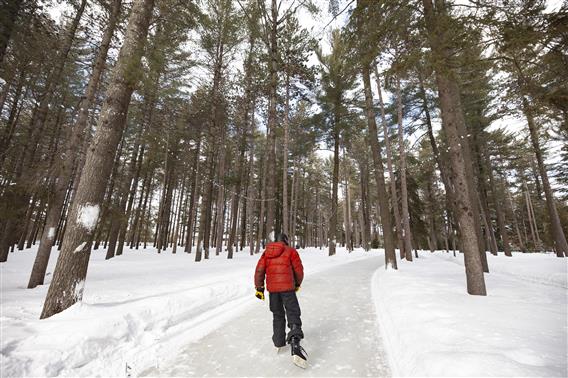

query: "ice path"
left=142, top=257, right=390, bottom=377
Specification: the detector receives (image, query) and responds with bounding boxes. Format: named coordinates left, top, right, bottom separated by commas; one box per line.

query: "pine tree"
left=40, top=0, right=157, bottom=318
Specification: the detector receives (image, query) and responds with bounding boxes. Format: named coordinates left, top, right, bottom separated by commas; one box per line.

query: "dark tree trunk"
left=28, top=0, right=122, bottom=288
left=375, top=69, right=405, bottom=259
left=0, top=69, right=25, bottom=162
left=362, top=65, right=397, bottom=269
left=523, top=97, right=568, bottom=257
left=264, top=0, right=278, bottom=243
left=196, top=149, right=215, bottom=262
left=1, top=0, right=88, bottom=263
left=328, top=125, right=340, bottom=256
left=489, top=168, right=512, bottom=256
left=423, top=0, right=486, bottom=295
left=395, top=78, right=413, bottom=261
left=0, top=0, right=24, bottom=65
left=184, top=139, right=201, bottom=253
left=40, top=0, right=156, bottom=318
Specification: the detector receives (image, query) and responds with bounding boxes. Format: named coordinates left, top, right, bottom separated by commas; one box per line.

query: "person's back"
left=254, top=233, right=307, bottom=368
left=256, top=240, right=303, bottom=293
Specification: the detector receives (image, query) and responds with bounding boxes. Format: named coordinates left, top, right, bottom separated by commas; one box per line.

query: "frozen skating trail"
left=142, top=257, right=390, bottom=377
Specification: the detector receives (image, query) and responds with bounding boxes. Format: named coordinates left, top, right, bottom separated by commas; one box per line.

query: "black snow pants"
left=269, top=290, right=303, bottom=347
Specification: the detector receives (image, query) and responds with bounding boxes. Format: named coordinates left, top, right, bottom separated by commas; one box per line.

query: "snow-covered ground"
left=374, top=251, right=568, bottom=377
left=0, top=245, right=378, bottom=377
left=2, top=247, right=566, bottom=377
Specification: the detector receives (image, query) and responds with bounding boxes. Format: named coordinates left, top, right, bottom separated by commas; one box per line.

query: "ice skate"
left=290, top=336, right=308, bottom=369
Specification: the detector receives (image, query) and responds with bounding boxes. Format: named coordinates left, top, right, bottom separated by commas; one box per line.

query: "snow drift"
left=373, top=251, right=568, bottom=377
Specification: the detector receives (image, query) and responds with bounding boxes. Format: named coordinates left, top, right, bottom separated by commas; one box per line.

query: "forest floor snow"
left=1, top=247, right=566, bottom=377
left=374, top=251, right=568, bottom=377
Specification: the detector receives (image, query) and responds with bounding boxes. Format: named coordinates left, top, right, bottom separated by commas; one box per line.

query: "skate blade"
left=275, top=347, right=284, bottom=354
left=292, top=355, right=308, bottom=369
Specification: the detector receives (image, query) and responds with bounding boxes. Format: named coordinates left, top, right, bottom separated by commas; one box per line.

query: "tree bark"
left=395, top=78, right=413, bottom=261
left=264, top=0, right=278, bottom=243
left=490, top=169, right=512, bottom=256
left=214, top=147, right=227, bottom=255
left=185, top=139, right=201, bottom=253
left=362, top=64, right=397, bottom=269
left=282, top=72, right=290, bottom=235
left=40, top=0, right=156, bottom=318
left=422, top=0, right=486, bottom=295
left=0, top=69, right=25, bottom=163
left=0, top=0, right=88, bottom=263
left=0, top=0, right=24, bottom=65
left=27, top=0, right=122, bottom=287
left=522, top=97, right=568, bottom=257
left=375, top=68, right=404, bottom=259
left=328, top=123, right=340, bottom=256
left=196, top=149, right=215, bottom=261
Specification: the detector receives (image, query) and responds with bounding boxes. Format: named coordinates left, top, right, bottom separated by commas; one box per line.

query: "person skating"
left=254, top=233, right=308, bottom=368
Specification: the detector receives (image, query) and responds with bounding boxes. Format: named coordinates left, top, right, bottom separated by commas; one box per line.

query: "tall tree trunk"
left=425, top=177, right=438, bottom=252
left=214, top=148, right=226, bottom=255
left=362, top=65, right=397, bottom=269
left=422, top=0, right=486, bottom=295
left=359, top=161, right=371, bottom=251
left=0, top=0, right=88, bottom=263
left=185, top=139, right=201, bottom=253
left=172, top=174, right=186, bottom=254
left=245, top=152, right=256, bottom=254
left=504, top=182, right=526, bottom=252
left=264, top=0, right=278, bottom=242
left=255, top=140, right=269, bottom=253
left=28, top=0, right=122, bottom=285
left=0, top=69, right=25, bottom=161
left=489, top=169, right=512, bottom=256
left=228, top=105, right=250, bottom=257
left=117, top=143, right=145, bottom=256
left=25, top=0, right=88, bottom=168
left=473, top=132, right=498, bottom=256
left=524, top=180, right=542, bottom=251
left=289, top=161, right=297, bottom=245
left=196, top=149, right=215, bottom=261
left=130, top=168, right=149, bottom=247
left=395, top=78, right=413, bottom=261
left=291, top=168, right=301, bottom=248
left=522, top=97, right=568, bottom=257
left=344, top=164, right=353, bottom=252
left=418, top=69, right=459, bottom=240
left=17, top=193, right=38, bottom=250
left=0, top=0, right=24, bottom=65
left=282, top=72, right=290, bottom=235
left=328, top=124, right=340, bottom=256
left=343, top=167, right=350, bottom=250
left=375, top=68, right=405, bottom=259
left=141, top=176, right=154, bottom=249
left=40, top=0, right=156, bottom=318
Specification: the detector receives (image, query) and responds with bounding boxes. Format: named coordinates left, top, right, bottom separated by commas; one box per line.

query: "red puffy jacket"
left=254, top=242, right=304, bottom=293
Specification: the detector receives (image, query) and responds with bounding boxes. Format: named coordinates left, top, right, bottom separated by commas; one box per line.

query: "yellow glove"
left=295, top=286, right=300, bottom=292
left=255, top=287, right=265, bottom=300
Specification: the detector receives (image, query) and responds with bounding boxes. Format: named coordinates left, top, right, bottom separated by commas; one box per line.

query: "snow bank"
left=0, top=245, right=377, bottom=377
left=373, top=251, right=568, bottom=377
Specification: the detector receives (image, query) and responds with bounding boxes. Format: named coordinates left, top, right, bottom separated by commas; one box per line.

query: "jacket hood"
left=265, top=242, right=286, bottom=258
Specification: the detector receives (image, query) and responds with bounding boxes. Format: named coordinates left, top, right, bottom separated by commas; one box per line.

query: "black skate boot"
left=290, top=336, right=308, bottom=369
